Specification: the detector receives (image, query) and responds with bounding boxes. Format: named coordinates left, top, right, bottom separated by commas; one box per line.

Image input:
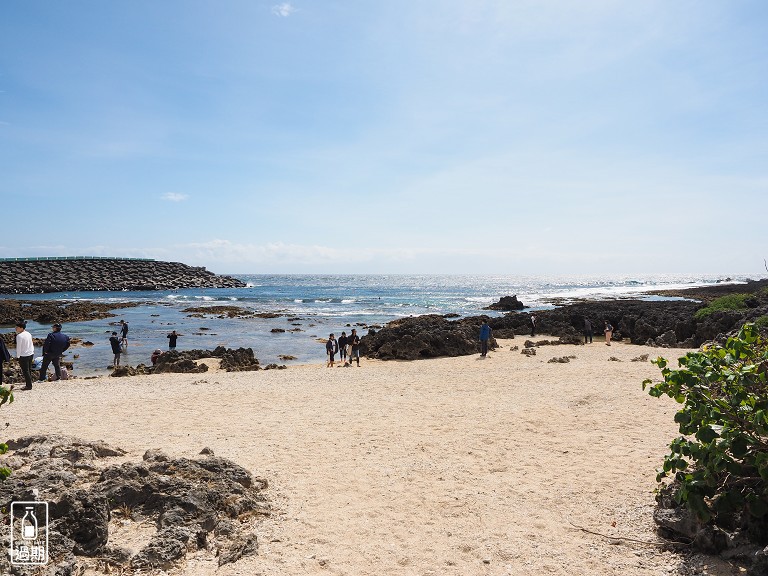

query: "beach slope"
left=5, top=339, right=698, bottom=575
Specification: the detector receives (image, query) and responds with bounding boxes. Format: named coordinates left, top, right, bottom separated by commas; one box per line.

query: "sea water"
left=2, top=273, right=749, bottom=376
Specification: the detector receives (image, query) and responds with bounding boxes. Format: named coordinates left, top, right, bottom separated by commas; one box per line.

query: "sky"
left=1, top=1, right=767, bottom=275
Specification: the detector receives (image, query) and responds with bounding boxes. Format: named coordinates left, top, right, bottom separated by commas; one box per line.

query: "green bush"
left=755, top=315, right=768, bottom=330
left=694, top=294, right=751, bottom=319
left=643, top=323, right=768, bottom=521
left=0, top=385, right=11, bottom=480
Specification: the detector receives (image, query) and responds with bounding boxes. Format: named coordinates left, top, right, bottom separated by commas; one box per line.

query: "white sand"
left=4, top=338, right=702, bottom=575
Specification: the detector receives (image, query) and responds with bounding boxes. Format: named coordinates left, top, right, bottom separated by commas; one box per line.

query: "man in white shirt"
left=15, top=321, right=34, bottom=390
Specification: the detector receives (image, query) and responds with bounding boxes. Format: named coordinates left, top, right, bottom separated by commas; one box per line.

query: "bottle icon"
left=21, top=506, right=38, bottom=540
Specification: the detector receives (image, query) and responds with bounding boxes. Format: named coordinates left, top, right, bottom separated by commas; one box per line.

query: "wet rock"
left=484, top=295, right=525, bottom=311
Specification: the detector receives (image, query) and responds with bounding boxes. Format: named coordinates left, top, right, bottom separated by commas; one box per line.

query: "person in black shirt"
left=346, top=329, right=361, bottom=367
left=119, top=320, right=129, bottom=349
left=167, top=330, right=181, bottom=349
left=326, top=333, right=338, bottom=367
left=337, top=331, right=348, bottom=364
left=109, top=332, right=122, bottom=367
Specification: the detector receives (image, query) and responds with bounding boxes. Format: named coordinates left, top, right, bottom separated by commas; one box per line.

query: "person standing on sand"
left=15, top=321, right=35, bottom=390
left=530, top=314, right=537, bottom=337
left=584, top=319, right=593, bottom=344
left=39, top=323, right=70, bottom=382
left=109, top=332, right=122, bottom=367
left=326, top=333, right=338, bottom=368
left=167, top=330, right=180, bottom=350
left=479, top=321, right=492, bottom=357
left=338, top=331, right=348, bottom=364
left=119, top=320, right=129, bottom=349
left=604, top=321, right=613, bottom=346
left=346, top=329, right=361, bottom=367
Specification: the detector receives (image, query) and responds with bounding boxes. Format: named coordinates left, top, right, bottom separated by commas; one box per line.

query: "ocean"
left=3, top=273, right=749, bottom=376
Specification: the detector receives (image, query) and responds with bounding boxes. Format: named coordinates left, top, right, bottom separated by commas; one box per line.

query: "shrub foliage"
left=694, top=294, right=751, bottom=319
left=644, top=323, right=768, bottom=522
left=0, top=384, right=11, bottom=480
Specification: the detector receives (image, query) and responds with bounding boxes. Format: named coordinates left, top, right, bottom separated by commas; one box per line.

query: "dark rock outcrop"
left=360, top=281, right=768, bottom=361
left=152, top=347, right=261, bottom=372
left=360, top=314, right=497, bottom=360
left=484, top=295, right=525, bottom=311
left=0, top=435, right=269, bottom=575
left=654, top=480, right=768, bottom=574
left=107, top=347, right=262, bottom=377
left=0, top=300, right=140, bottom=326
left=0, top=258, right=245, bottom=294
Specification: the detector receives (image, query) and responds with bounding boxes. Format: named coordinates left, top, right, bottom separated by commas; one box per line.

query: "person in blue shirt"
left=479, top=321, right=492, bottom=357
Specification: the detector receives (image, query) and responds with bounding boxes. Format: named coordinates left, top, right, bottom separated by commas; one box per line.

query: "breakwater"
left=0, top=257, right=246, bottom=293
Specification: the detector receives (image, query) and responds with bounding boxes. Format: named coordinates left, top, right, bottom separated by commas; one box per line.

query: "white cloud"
left=271, top=2, right=296, bottom=17
left=180, top=240, right=415, bottom=265
left=161, top=192, right=188, bottom=202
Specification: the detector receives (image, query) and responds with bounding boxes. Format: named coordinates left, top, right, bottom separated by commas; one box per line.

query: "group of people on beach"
left=583, top=319, right=614, bottom=345
left=325, top=329, right=361, bottom=367
left=478, top=315, right=615, bottom=357
left=0, top=321, right=72, bottom=390
left=109, top=322, right=182, bottom=368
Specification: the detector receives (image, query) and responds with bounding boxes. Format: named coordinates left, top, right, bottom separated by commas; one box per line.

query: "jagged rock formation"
left=361, top=280, right=768, bottom=360
left=0, top=435, right=269, bottom=575
left=0, top=300, right=139, bottom=325
left=109, top=347, right=264, bottom=378
left=361, top=314, right=499, bottom=360
left=483, top=295, right=525, bottom=311
left=0, top=258, right=245, bottom=293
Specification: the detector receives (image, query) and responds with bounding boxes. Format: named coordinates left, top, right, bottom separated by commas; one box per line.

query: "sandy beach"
left=4, top=338, right=709, bottom=575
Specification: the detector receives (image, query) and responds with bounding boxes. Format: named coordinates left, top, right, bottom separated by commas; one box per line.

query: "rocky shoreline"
left=360, top=279, right=768, bottom=360
left=0, top=258, right=245, bottom=293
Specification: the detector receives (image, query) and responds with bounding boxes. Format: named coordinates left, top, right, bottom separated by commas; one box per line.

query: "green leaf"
left=674, top=412, right=691, bottom=425
left=696, top=427, right=719, bottom=444
left=730, top=436, right=749, bottom=457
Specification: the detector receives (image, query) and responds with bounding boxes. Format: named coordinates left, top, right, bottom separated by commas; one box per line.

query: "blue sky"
left=1, top=1, right=767, bottom=275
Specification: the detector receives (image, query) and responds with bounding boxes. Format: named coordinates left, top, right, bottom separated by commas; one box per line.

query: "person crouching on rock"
left=151, top=349, right=162, bottom=366
left=109, top=332, right=122, bottom=368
